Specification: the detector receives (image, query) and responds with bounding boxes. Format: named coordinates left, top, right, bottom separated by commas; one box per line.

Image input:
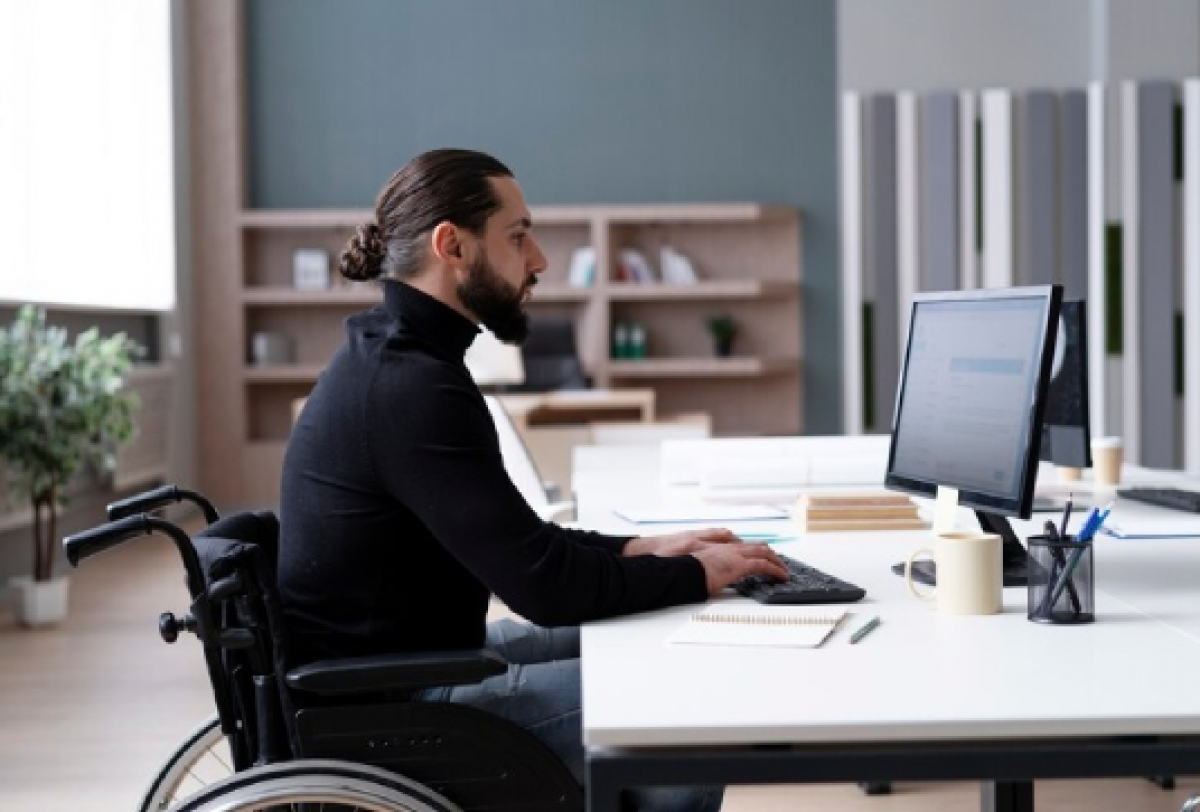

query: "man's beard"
left=457, top=249, right=533, bottom=343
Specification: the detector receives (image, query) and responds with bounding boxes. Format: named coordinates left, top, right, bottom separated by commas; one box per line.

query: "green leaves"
left=0, top=305, right=143, bottom=578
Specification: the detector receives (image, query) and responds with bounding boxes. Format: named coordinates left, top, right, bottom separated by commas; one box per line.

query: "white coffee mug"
left=905, top=531, right=1002, bottom=615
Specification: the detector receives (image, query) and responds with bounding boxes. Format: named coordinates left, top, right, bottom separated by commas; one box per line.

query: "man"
left=279, top=149, right=787, bottom=811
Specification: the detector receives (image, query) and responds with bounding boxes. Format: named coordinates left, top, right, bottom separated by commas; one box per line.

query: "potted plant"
left=706, top=314, right=738, bottom=358
left=0, top=306, right=140, bottom=627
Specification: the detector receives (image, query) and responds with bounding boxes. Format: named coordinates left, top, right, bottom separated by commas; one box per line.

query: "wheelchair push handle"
left=64, top=514, right=208, bottom=599
left=64, top=514, right=153, bottom=567
left=107, top=484, right=220, bottom=524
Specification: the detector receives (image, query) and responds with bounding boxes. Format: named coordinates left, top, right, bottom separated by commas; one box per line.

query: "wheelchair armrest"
left=285, top=649, right=508, bottom=697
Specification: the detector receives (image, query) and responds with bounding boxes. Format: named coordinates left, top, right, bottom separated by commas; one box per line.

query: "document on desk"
left=613, top=505, right=788, bottom=524
left=669, top=604, right=847, bottom=648
left=1100, top=517, right=1200, bottom=539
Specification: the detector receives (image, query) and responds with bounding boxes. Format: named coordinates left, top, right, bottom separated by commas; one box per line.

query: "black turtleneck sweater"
left=278, top=280, right=707, bottom=665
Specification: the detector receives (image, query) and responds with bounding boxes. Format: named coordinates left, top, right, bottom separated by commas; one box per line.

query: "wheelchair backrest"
left=192, top=511, right=300, bottom=768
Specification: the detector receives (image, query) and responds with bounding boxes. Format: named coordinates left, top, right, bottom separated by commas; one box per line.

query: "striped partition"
left=840, top=93, right=865, bottom=435
left=980, top=90, right=1015, bottom=289
left=1186, top=80, right=1200, bottom=474
left=1086, top=82, right=1110, bottom=440
left=840, top=81, right=1200, bottom=466
left=922, top=92, right=959, bottom=293
left=863, top=95, right=900, bottom=430
left=958, top=91, right=979, bottom=290
left=1121, top=81, right=1177, bottom=468
left=1019, top=91, right=1058, bottom=285
left=1060, top=91, right=1089, bottom=300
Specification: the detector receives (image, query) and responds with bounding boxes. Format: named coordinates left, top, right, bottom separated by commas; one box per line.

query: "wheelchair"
left=65, top=485, right=583, bottom=812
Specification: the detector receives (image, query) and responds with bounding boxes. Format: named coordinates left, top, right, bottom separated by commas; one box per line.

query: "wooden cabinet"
left=224, top=203, right=800, bottom=504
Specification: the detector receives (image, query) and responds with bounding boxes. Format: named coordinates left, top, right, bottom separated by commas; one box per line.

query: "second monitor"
left=884, top=285, right=1063, bottom=587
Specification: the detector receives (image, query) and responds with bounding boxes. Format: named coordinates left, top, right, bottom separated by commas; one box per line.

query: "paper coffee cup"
left=1091, top=437, right=1123, bottom=487
left=1057, top=466, right=1082, bottom=482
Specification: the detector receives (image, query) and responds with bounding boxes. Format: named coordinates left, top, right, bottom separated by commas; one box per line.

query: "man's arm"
left=368, top=372, right=707, bottom=626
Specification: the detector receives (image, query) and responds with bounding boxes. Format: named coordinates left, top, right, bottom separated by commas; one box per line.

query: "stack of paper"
left=794, top=492, right=928, bottom=533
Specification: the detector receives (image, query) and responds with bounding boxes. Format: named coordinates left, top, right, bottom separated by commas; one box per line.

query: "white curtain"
left=0, top=0, right=176, bottom=311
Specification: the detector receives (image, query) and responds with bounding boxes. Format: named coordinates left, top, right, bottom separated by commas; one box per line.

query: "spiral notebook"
left=668, top=604, right=847, bottom=648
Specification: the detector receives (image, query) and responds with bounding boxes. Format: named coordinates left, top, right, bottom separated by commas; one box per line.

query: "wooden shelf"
left=236, top=203, right=791, bottom=230
left=606, top=357, right=798, bottom=378
left=241, top=285, right=591, bottom=305
left=244, top=365, right=324, bottom=384
left=607, top=280, right=798, bottom=301
left=239, top=209, right=371, bottom=229
left=242, top=287, right=380, bottom=305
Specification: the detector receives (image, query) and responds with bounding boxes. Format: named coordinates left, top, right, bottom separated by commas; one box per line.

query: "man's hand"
left=623, top=528, right=739, bottom=558
left=691, top=544, right=790, bottom=596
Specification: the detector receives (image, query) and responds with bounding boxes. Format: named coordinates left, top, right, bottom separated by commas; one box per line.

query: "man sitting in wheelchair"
left=279, top=149, right=788, bottom=812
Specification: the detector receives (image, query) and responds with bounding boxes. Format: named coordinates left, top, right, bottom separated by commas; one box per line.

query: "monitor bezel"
left=883, top=284, right=1063, bottom=520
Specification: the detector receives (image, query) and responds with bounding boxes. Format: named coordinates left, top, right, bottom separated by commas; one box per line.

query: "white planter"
left=10, top=576, right=70, bottom=628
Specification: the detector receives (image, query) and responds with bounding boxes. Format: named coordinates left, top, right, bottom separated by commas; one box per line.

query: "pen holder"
left=1026, top=535, right=1095, bottom=625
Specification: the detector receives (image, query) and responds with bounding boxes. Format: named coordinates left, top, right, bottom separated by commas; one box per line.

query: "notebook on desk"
left=668, top=604, right=847, bottom=648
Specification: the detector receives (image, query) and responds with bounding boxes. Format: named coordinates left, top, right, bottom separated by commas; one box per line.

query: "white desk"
left=575, top=443, right=1200, bottom=812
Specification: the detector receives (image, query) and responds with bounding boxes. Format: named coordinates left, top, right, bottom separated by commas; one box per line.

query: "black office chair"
left=514, top=315, right=589, bottom=391
left=65, top=485, right=582, bottom=812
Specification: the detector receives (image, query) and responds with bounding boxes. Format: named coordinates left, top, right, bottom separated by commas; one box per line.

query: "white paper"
left=1100, top=517, right=1200, bottom=539
left=669, top=604, right=847, bottom=648
left=613, top=505, right=788, bottom=524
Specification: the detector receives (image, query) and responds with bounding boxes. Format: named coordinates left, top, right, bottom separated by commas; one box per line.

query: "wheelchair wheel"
left=139, top=715, right=234, bottom=811
left=171, top=759, right=460, bottom=811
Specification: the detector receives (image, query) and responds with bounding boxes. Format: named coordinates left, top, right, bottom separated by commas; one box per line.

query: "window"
left=0, top=0, right=176, bottom=311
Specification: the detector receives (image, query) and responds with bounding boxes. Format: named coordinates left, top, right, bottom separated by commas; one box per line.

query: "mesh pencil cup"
left=1027, top=535, right=1095, bottom=624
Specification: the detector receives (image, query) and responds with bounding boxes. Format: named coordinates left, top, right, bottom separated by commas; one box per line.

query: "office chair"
left=513, top=315, right=589, bottom=392
left=65, top=486, right=582, bottom=812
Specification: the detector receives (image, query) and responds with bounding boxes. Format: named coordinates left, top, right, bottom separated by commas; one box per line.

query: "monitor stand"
left=891, top=510, right=1029, bottom=587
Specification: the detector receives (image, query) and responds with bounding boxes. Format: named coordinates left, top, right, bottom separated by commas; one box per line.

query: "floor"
left=0, top=539, right=1196, bottom=811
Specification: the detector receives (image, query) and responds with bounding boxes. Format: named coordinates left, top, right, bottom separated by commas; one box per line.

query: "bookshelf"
left=235, top=203, right=801, bottom=448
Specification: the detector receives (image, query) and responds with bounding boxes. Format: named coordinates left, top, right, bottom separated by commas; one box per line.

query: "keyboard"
left=1117, top=487, right=1200, bottom=514
left=733, top=553, right=866, bottom=605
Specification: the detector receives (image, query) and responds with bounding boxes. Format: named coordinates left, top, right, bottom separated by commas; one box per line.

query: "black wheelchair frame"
left=66, top=484, right=583, bottom=812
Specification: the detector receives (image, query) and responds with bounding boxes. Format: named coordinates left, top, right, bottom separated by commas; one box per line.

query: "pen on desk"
left=1060, top=495, right=1073, bottom=538
left=849, top=616, right=881, bottom=644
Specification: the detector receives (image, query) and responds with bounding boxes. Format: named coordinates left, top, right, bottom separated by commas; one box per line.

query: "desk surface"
left=576, top=444, right=1200, bottom=749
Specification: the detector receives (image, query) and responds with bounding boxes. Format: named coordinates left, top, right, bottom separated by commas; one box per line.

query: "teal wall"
left=245, top=0, right=841, bottom=432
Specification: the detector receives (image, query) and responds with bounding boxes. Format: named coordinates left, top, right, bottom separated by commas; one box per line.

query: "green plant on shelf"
left=705, top=314, right=738, bottom=358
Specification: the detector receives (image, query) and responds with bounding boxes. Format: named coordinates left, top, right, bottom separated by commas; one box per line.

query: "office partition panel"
left=922, top=92, right=959, bottom=293
left=981, top=90, right=1016, bottom=289
left=1121, top=80, right=1177, bottom=468
left=1186, top=80, right=1200, bottom=474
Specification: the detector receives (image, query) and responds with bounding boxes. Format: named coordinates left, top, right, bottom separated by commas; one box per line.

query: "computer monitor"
left=884, top=285, right=1063, bottom=587
left=1038, top=300, right=1092, bottom=470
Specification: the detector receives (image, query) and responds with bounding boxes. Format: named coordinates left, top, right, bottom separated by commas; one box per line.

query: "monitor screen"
left=885, top=285, right=1062, bottom=519
left=1038, top=300, right=1092, bottom=469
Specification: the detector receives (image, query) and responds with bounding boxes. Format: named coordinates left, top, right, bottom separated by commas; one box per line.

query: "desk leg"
left=982, top=780, right=1034, bottom=812
left=585, top=757, right=623, bottom=812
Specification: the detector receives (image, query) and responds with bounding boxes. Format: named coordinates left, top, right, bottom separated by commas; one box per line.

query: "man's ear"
left=431, top=222, right=465, bottom=263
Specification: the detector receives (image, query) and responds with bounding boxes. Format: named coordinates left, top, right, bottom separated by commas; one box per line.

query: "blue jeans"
left=415, top=619, right=723, bottom=812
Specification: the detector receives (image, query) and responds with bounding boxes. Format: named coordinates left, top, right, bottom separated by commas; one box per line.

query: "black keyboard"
left=1118, top=487, right=1200, bottom=514
left=733, top=553, right=866, bottom=605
